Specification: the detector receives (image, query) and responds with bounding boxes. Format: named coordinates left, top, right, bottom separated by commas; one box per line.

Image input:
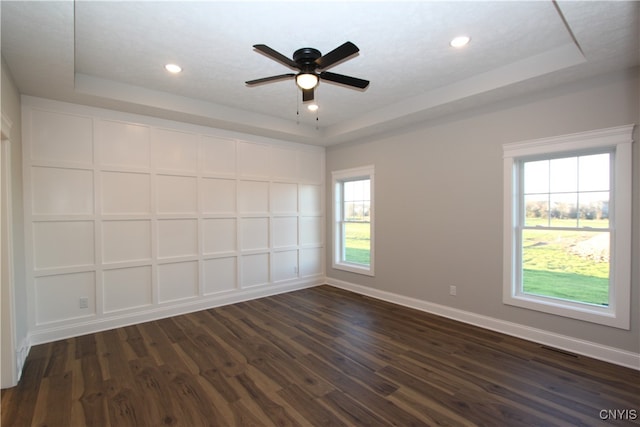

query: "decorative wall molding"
left=325, top=278, right=640, bottom=371
left=29, top=276, right=323, bottom=345
left=21, top=97, right=326, bottom=348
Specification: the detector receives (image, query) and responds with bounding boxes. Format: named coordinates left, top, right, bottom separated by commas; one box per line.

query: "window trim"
left=503, top=125, right=633, bottom=329
left=332, top=165, right=375, bottom=276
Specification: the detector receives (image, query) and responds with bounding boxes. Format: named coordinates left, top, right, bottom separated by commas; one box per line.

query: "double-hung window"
left=332, top=165, right=374, bottom=276
left=503, top=125, right=633, bottom=329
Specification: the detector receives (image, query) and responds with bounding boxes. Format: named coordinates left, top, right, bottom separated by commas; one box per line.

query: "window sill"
left=333, top=262, right=374, bottom=277
left=504, top=292, right=628, bottom=329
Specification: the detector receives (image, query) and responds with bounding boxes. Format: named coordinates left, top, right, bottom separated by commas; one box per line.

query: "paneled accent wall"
left=23, top=98, right=324, bottom=343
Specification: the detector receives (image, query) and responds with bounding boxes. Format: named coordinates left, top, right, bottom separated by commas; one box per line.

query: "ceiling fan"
left=245, top=41, right=369, bottom=102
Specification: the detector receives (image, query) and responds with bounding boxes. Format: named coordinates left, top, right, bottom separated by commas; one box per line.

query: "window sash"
left=502, top=125, right=632, bottom=329
left=332, top=166, right=375, bottom=276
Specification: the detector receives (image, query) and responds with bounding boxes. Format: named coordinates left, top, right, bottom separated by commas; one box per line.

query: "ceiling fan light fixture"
left=296, top=73, right=319, bottom=90
left=307, top=103, right=319, bottom=112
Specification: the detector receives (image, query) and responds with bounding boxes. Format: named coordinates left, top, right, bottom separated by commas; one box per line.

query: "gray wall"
left=326, top=69, right=639, bottom=353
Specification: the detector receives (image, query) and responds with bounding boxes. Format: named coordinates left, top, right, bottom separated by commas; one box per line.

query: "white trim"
left=1, top=114, right=13, bottom=140
left=502, top=124, right=634, bottom=158
left=15, top=337, right=30, bottom=381
left=502, top=124, right=634, bottom=329
left=0, top=134, right=18, bottom=388
left=331, top=165, right=375, bottom=276
left=325, top=278, right=640, bottom=371
left=29, top=276, right=322, bottom=345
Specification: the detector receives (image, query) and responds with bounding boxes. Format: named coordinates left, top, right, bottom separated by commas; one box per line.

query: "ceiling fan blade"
left=245, top=74, right=295, bottom=85
left=253, top=44, right=299, bottom=69
left=319, top=71, right=369, bottom=89
left=302, top=88, right=314, bottom=102
left=315, top=41, right=360, bottom=69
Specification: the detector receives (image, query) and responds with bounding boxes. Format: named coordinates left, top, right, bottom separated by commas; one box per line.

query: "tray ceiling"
left=2, top=1, right=638, bottom=145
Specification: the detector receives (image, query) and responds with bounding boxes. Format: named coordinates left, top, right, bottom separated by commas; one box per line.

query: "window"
left=503, top=125, right=633, bottom=329
left=332, top=166, right=374, bottom=276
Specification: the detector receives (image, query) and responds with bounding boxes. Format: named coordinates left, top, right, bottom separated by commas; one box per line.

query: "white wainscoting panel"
left=201, top=178, right=236, bottom=214
left=152, top=128, right=199, bottom=173
left=158, top=261, right=199, bottom=303
left=103, top=266, right=152, bottom=312
left=241, top=253, right=270, bottom=287
left=202, top=218, right=236, bottom=255
left=157, top=219, right=198, bottom=259
left=203, top=257, right=237, bottom=295
left=102, top=220, right=152, bottom=264
left=96, top=120, right=150, bottom=169
left=30, top=110, right=93, bottom=164
left=238, top=180, right=269, bottom=213
left=272, top=217, right=298, bottom=249
left=240, top=217, right=269, bottom=251
left=33, top=221, right=95, bottom=270
left=22, top=97, right=325, bottom=345
left=300, top=247, right=323, bottom=277
left=32, top=167, right=94, bottom=215
left=35, top=272, right=96, bottom=324
left=238, top=141, right=270, bottom=178
left=271, top=182, right=298, bottom=213
left=272, top=250, right=298, bottom=282
left=201, top=135, right=236, bottom=176
left=270, top=146, right=298, bottom=181
left=101, top=171, right=151, bottom=215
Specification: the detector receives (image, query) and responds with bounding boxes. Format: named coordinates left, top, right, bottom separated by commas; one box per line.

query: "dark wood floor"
left=2, top=286, right=639, bottom=426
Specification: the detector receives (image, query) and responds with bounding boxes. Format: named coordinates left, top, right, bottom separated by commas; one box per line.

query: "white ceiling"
left=2, top=1, right=638, bottom=146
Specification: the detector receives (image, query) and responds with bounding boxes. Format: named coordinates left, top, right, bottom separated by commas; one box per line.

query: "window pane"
left=344, top=179, right=369, bottom=202
left=344, top=181, right=356, bottom=201
left=550, top=157, right=577, bottom=193
left=524, top=160, right=549, bottom=194
left=550, top=193, right=577, bottom=227
left=363, top=201, right=370, bottom=220
left=579, top=153, right=609, bottom=192
left=522, top=229, right=609, bottom=306
left=524, top=194, right=549, bottom=226
left=344, top=202, right=355, bottom=220
left=578, top=192, right=609, bottom=227
left=343, top=222, right=370, bottom=265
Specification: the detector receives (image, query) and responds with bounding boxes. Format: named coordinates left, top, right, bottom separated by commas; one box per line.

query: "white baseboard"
left=325, top=278, right=640, bottom=371
left=15, top=337, right=30, bottom=382
left=28, top=278, right=323, bottom=346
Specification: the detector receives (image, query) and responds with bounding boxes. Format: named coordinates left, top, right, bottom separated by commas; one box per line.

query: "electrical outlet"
left=449, top=285, right=457, bottom=296
left=79, top=297, right=89, bottom=309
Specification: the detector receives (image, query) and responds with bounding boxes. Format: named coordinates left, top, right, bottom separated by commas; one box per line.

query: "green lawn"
left=342, top=219, right=610, bottom=306
left=522, top=219, right=610, bottom=306
left=344, top=222, right=370, bottom=265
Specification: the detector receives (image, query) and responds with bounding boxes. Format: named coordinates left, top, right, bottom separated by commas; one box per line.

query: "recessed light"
left=307, top=104, right=319, bottom=112
left=164, top=63, right=182, bottom=74
left=450, top=36, right=470, bottom=48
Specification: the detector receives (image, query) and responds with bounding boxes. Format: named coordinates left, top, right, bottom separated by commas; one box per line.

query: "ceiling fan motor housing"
left=293, top=48, right=322, bottom=73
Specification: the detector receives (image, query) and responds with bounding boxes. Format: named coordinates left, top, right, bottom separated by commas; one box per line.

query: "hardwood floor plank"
left=128, top=356, right=179, bottom=426
left=1, top=355, right=45, bottom=426
left=103, top=382, right=142, bottom=427
left=79, top=355, right=109, bottom=427
left=302, top=353, right=429, bottom=426
left=234, top=372, right=301, bottom=426
left=3, top=285, right=638, bottom=427
left=320, top=389, right=395, bottom=426
left=277, top=383, right=348, bottom=427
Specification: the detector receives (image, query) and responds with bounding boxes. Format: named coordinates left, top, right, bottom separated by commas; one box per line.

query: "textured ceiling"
left=2, top=1, right=639, bottom=146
